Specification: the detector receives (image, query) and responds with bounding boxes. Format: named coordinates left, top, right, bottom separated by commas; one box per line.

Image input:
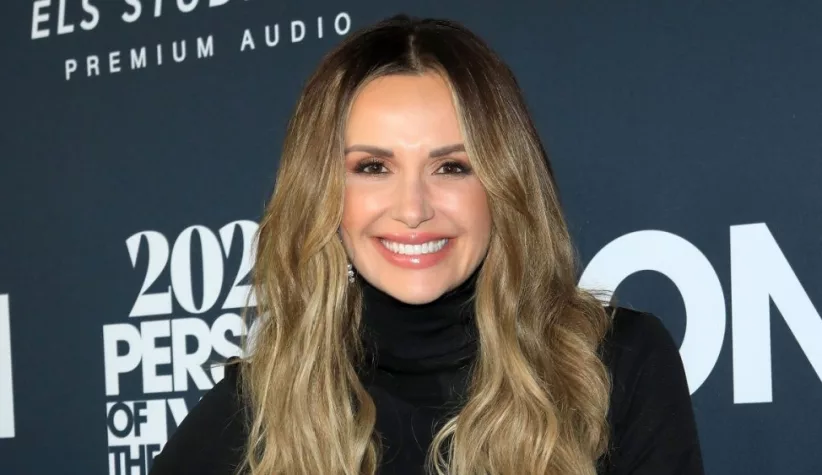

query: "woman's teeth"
left=380, top=238, right=448, bottom=255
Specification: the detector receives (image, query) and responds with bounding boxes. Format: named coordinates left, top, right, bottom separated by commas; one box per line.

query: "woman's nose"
left=390, top=172, right=434, bottom=228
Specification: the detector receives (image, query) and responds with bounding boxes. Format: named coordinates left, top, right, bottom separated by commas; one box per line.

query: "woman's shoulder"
left=598, top=306, right=705, bottom=474
left=600, top=305, right=689, bottom=407
left=149, top=357, right=249, bottom=475
left=600, top=306, right=680, bottom=367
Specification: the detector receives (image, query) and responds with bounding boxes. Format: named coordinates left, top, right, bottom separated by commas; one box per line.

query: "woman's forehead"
left=345, top=74, right=462, bottom=147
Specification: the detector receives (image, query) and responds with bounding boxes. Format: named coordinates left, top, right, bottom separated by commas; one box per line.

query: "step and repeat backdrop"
left=1, top=1, right=820, bottom=474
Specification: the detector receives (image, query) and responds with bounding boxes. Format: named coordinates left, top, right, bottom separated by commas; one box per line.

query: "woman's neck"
left=358, top=270, right=479, bottom=374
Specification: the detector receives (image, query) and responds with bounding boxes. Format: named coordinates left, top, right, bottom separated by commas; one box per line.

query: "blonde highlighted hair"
left=236, top=15, right=613, bottom=475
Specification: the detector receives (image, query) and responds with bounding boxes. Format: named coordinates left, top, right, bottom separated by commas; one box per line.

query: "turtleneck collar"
left=359, top=269, right=480, bottom=374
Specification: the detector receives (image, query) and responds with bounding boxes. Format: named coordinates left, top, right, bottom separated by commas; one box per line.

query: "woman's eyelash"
left=352, top=158, right=472, bottom=175
left=438, top=160, right=472, bottom=175
left=353, top=158, right=388, bottom=174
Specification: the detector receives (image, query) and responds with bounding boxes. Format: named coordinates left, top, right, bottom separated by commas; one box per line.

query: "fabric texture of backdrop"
left=0, top=1, right=820, bottom=474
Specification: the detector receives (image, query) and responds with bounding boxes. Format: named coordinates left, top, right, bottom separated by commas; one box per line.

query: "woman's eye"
left=354, top=159, right=387, bottom=174
left=352, top=159, right=471, bottom=176
left=437, top=161, right=471, bottom=175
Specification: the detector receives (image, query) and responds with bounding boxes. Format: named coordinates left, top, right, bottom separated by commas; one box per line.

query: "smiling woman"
left=149, top=14, right=704, bottom=475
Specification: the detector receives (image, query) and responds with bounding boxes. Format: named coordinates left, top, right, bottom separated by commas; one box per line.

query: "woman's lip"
left=373, top=236, right=454, bottom=269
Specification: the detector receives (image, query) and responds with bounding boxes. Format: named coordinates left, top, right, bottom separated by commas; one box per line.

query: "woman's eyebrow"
left=344, top=144, right=393, bottom=156
left=343, top=143, right=465, bottom=157
left=429, top=143, right=465, bottom=157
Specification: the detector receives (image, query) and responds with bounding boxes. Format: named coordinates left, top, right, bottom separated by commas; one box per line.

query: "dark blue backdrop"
left=1, top=1, right=820, bottom=474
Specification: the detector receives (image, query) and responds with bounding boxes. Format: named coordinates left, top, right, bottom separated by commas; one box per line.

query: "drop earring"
left=346, top=263, right=355, bottom=284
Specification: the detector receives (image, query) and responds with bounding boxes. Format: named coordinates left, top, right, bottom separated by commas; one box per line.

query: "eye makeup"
left=351, top=157, right=473, bottom=176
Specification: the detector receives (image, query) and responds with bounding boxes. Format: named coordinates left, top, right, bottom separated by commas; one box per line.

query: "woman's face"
left=340, top=72, right=491, bottom=304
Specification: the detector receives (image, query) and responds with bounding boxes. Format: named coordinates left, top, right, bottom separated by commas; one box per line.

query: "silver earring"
left=346, top=263, right=355, bottom=284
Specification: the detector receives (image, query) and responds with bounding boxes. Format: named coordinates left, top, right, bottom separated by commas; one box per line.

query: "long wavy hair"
left=236, top=14, right=613, bottom=475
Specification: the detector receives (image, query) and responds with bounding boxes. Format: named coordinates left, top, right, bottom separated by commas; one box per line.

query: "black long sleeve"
left=148, top=359, right=247, bottom=475
left=599, top=309, right=705, bottom=474
left=149, top=307, right=704, bottom=475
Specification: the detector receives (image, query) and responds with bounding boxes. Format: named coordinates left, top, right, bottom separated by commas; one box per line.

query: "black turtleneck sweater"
left=149, top=273, right=704, bottom=475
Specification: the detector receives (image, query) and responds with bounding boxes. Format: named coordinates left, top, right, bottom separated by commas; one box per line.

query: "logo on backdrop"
left=102, top=220, right=258, bottom=475
left=28, top=1, right=352, bottom=81
left=579, top=222, right=822, bottom=404
left=0, top=294, right=14, bottom=440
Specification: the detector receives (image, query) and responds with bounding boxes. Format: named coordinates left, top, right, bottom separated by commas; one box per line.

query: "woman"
left=150, top=14, right=704, bottom=475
